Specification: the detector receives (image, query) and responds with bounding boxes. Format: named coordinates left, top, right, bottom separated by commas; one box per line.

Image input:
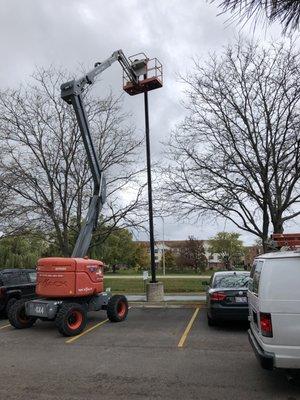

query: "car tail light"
left=260, top=312, right=273, bottom=337
left=210, top=292, right=227, bottom=301
left=0, top=287, right=6, bottom=298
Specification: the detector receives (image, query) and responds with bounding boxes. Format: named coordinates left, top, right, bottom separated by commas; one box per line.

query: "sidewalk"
left=106, top=275, right=210, bottom=279
left=127, top=294, right=206, bottom=302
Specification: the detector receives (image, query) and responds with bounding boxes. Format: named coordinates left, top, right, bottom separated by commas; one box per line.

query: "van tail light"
left=260, top=312, right=273, bottom=337
left=0, top=287, right=6, bottom=298
left=210, top=292, right=227, bottom=301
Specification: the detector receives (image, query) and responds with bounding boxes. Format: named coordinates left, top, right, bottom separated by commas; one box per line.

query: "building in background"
left=244, top=245, right=263, bottom=267
left=136, top=240, right=221, bottom=270
left=136, top=240, right=261, bottom=271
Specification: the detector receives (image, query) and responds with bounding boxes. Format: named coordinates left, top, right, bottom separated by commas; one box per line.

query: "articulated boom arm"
left=61, top=50, right=139, bottom=258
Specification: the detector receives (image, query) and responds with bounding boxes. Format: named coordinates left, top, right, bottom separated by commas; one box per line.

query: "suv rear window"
left=249, top=260, right=263, bottom=295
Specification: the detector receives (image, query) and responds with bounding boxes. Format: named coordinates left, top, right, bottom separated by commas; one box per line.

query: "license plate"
left=32, top=304, right=46, bottom=315
left=235, top=297, right=247, bottom=303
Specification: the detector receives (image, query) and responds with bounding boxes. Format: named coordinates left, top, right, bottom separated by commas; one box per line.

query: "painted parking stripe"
left=0, top=324, right=10, bottom=331
left=66, top=318, right=109, bottom=344
left=66, top=307, right=132, bottom=344
left=178, top=307, right=200, bottom=348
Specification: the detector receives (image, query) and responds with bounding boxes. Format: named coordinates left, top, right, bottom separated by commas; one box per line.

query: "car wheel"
left=207, top=313, right=217, bottom=327
left=8, top=299, right=37, bottom=329
left=5, top=298, right=17, bottom=315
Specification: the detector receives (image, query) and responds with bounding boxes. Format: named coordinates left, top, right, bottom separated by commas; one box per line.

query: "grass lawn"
left=105, top=269, right=215, bottom=276
left=104, top=277, right=207, bottom=294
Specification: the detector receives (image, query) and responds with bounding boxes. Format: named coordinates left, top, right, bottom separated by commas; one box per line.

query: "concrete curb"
left=129, top=301, right=206, bottom=309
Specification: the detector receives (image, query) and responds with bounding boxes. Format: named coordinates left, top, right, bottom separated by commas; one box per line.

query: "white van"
left=248, top=251, right=300, bottom=370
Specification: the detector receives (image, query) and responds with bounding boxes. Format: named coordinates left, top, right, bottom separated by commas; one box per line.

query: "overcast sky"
left=1, top=0, right=297, bottom=245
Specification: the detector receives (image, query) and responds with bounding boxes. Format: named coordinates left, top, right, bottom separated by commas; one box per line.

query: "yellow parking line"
left=0, top=324, right=10, bottom=331
left=66, top=306, right=132, bottom=344
left=66, top=318, right=109, bottom=344
left=178, top=307, right=200, bottom=348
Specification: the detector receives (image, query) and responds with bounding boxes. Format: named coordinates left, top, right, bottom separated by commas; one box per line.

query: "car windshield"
left=213, top=274, right=250, bottom=289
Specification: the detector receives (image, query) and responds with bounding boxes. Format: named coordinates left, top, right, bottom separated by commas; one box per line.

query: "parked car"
left=206, top=271, right=250, bottom=326
left=248, top=251, right=300, bottom=370
left=0, top=269, right=36, bottom=316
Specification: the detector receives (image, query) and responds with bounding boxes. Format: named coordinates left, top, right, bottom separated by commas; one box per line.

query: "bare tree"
left=0, top=168, right=15, bottom=232
left=0, top=67, right=146, bottom=256
left=162, top=40, right=300, bottom=250
left=214, top=0, right=300, bottom=33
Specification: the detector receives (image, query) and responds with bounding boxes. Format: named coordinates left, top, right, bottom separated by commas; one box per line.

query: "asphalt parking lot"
left=0, top=306, right=299, bottom=400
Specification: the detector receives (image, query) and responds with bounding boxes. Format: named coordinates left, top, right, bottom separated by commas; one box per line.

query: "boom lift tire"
left=8, top=299, right=37, bottom=329
left=107, top=295, right=128, bottom=322
left=55, top=303, right=87, bottom=337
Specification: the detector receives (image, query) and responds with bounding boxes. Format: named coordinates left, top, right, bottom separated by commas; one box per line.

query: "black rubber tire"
left=207, top=313, right=216, bottom=327
left=107, top=295, right=128, bottom=322
left=8, top=299, right=37, bottom=329
left=5, top=297, right=17, bottom=315
left=55, top=303, right=87, bottom=337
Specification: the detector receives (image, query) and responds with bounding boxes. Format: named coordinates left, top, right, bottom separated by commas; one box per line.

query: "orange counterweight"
left=36, top=257, right=104, bottom=298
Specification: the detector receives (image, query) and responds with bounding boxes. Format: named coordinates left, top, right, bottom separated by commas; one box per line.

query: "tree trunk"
left=272, top=216, right=284, bottom=234
left=261, top=199, right=270, bottom=253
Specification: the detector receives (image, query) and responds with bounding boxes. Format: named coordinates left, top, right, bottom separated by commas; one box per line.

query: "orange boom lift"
left=8, top=50, right=163, bottom=336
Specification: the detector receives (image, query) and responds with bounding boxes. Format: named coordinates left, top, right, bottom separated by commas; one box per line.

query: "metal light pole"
left=162, top=217, right=165, bottom=276
left=144, top=75, right=157, bottom=284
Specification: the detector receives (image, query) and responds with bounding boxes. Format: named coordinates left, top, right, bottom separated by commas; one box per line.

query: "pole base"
left=146, top=282, right=164, bottom=302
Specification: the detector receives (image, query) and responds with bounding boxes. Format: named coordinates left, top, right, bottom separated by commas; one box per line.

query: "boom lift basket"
left=123, top=54, right=163, bottom=96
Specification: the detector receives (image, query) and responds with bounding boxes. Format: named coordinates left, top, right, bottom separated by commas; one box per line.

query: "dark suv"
left=0, top=269, right=36, bottom=316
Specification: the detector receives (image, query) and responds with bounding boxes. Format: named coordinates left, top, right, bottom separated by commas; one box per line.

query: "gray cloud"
left=0, top=0, right=291, bottom=245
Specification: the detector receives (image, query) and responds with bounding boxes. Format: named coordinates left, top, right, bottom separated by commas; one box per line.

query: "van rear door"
left=261, top=258, right=300, bottom=347
left=248, top=260, right=264, bottom=333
